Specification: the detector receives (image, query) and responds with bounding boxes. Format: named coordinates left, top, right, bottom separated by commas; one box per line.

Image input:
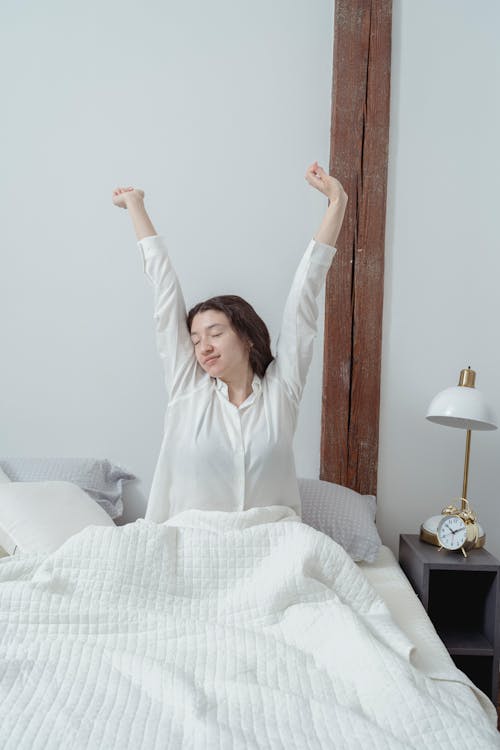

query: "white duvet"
left=0, top=506, right=498, bottom=749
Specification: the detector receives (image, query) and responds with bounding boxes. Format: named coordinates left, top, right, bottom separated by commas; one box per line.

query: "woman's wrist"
left=123, top=195, right=157, bottom=239
left=125, top=193, right=145, bottom=211
left=326, top=189, right=348, bottom=205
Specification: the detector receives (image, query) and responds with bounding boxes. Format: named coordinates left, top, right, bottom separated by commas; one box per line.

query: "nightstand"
left=399, top=533, right=500, bottom=703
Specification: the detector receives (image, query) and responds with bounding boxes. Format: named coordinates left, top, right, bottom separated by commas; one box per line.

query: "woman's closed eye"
left=192, top=333, right=222, bottom=346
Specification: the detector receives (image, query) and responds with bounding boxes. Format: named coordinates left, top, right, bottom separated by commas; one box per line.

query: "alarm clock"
left=420, top=500, right=484, bottom=557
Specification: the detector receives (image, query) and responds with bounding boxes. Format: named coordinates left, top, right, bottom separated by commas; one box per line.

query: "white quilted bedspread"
left=0, top=506, right=498, bottom=749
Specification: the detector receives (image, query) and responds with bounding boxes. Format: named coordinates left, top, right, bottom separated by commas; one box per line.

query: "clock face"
left=437, top=515, right=467, bottom=550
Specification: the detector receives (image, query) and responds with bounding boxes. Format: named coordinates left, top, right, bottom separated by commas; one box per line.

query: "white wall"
left=0, top=0, right=335, bottom=523
left=378, top=0, right=500, bottom=558
left=4, top=1, right=497, bottom=556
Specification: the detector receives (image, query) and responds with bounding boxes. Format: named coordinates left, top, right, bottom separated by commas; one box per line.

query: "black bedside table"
left=399, top=533, right=500, bottom=703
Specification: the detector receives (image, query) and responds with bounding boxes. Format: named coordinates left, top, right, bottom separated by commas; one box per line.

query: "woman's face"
left=190, top=310, right=252, bottom=378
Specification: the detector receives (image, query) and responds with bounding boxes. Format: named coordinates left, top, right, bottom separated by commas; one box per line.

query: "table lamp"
left=420, top=367, right=497, bottom=554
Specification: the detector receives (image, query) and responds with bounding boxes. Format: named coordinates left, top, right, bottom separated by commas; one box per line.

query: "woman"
left=112, top=163, right=347, bottom=523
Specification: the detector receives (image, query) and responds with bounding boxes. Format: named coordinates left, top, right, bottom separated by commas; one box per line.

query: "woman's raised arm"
left=269, top=163, right=348, bottom=405
left=112, top=187, right=157, bottom=240
left=112, top=186, right=202, bottom=403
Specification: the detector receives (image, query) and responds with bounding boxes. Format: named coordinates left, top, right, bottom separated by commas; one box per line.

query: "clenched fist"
left=112, top=187, right=145, bottom=209
left=305, top=162, right=347, bottom=203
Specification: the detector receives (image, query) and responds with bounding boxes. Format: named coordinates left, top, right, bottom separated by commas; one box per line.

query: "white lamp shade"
left=426, top=386, right=497, bottom=431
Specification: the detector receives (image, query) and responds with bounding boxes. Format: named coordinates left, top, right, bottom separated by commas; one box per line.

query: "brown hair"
left=186, top=295, right=274, bottom=378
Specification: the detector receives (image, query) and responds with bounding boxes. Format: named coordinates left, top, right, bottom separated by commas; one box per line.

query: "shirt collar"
left=214, top=373, right=262, bottom=400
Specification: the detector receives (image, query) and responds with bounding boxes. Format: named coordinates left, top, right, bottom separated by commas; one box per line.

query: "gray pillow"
left=0, top=458, right=135, bottom=520
left=298, top=477, right=382, bottom=563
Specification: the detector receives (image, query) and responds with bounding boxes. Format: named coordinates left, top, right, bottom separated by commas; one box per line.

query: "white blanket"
left=0, top=506, right=498, bottom=749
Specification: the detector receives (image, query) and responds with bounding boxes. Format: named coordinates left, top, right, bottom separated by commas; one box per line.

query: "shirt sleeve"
left=138, top=234, right=202, bottom=402
left=271, top=238, right=337, bottom=405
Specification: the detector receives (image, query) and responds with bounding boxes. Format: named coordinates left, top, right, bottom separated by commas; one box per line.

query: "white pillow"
left=0, top=458, right=135, bottom=519
left=298, top=477, right=382, bottom=563
left=0, top=480, right=115, bottom=555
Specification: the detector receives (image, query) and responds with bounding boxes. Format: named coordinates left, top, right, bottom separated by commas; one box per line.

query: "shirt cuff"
left=308, top=237, right=337, bottom=267
left=137, top=234, right=166, bottom=260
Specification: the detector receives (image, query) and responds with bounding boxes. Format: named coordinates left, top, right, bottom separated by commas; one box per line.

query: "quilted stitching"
left=0, top=510, right=498, bottom=749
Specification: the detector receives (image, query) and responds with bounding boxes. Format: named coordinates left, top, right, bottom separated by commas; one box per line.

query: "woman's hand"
left=112, top=187, right=145, bottom=209
left=112, top=186, right=157, bottom=240
left=305, top=162, right=347, bottom=203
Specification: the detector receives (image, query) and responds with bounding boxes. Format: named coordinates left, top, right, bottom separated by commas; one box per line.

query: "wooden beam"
left=320, top=0, right=392, bottom=495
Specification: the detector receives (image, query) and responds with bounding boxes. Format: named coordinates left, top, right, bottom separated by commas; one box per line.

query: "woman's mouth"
left=204, top=356, right=219, bottom=366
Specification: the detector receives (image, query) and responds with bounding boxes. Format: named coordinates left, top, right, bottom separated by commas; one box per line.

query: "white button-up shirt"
left=139, top=235, right=336, bottom=522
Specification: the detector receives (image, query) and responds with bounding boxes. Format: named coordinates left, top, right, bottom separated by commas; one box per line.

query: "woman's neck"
left=221, top=365, right=254, bottom=406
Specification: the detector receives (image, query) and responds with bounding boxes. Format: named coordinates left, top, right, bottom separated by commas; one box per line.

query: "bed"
left=0, top=461, right=499, bottom=749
